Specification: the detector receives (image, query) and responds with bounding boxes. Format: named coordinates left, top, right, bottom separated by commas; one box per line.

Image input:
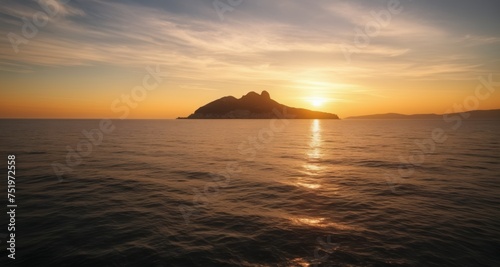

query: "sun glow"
left=309, top=97, right=326, bottom=107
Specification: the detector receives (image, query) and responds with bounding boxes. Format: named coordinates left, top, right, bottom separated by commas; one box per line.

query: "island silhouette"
left=179, top=91, right=340, bottom=119
left=346, top=109, right=500, bottom=120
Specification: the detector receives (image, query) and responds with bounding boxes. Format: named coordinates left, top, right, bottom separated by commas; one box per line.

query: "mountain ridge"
left=179, top=91, right=340, bottom=119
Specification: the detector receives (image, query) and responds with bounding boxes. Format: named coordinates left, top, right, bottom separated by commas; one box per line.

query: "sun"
left=309, top=97, right=326, bottom=107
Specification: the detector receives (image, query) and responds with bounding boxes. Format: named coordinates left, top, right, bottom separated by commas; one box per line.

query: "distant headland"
left=345, top=109, right=500, bottom=120
left=178, top=91, right=340, bottom=119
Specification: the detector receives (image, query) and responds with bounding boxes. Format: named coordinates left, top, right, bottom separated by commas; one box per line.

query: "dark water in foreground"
left=0, top=119, right=499, bottom=266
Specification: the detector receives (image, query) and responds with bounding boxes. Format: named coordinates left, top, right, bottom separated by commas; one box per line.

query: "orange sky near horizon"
left=1, top=0, right=499, bottom=119
left=1, top=76, right=499, bottom=119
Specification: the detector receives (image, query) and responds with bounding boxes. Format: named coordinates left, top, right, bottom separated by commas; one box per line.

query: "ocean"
left=0, top=119, right=499, bottom=266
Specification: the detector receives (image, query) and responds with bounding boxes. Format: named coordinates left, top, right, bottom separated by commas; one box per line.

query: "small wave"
left=171, top=170, right=216, bottom=180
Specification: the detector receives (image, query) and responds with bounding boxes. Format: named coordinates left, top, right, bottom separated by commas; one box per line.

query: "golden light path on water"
left=285, top=120, right=354, bottom=266
left=296, top=119, right=323, bottom=190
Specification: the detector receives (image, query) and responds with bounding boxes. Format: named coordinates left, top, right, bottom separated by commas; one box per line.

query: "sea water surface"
left=0, top=119, right=499, bottom=266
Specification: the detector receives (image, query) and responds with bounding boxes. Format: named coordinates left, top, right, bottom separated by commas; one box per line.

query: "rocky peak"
left=261, top=90, right=270, bottom=100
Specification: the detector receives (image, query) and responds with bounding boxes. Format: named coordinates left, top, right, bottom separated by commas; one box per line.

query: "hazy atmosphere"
left=1, top=0, right=499, bottom=118
left=1, top=1, right=500, bottom=266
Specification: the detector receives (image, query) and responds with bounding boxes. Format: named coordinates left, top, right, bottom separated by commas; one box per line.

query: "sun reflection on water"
left=290, top=217, right=356, bottom=231
left=296, top=182, right=321, bottom=189
left=289, top=257, right=311, bottom=267
left=307, top=119, right=322, bottom=159
left=293, top=120, right=323, bottom=190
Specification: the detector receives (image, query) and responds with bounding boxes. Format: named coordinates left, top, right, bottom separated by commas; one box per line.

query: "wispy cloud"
left=0, top=0, right=498, bottom=84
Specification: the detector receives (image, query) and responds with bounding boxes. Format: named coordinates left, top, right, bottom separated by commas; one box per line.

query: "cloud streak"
left=0, top=0, right=498, bottom=84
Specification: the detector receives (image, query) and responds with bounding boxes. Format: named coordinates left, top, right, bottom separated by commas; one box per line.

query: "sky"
left=0, top=0, right=499, bottom=119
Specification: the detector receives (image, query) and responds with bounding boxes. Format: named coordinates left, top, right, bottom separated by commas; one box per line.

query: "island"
left=345, top=109, right=500, bottom=120
left=178, top=91, right=340, bottom=119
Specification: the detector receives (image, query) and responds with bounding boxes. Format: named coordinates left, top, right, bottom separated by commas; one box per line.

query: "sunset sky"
left=1, top=0, right=499, bottom=118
